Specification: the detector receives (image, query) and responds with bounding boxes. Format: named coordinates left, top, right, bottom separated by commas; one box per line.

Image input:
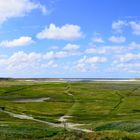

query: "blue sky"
left=0, top=0, right=140, bottom=78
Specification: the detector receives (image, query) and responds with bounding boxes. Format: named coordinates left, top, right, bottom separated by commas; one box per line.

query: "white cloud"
left=85, top=41, right=140, bottom=56
left=85, top=45, right=127, bottom=55
left=83, top=56, right=107, bottom=63
left=112, top=52, right=140, bottom=74
left=112, top=62, right=140, bottom=74
left=43, top=51, right=67, bottom=60
left=36, top=24, right=83, bottom=40
left=112, top=20, right=127, bottom=33
left=38, top=4, right=48, bottom=15
left=0, top=0, right=47, bottom=24
left=0, top=48, right=83, bottom=74
left=113, top=63, right=140, bottom=73
left=76, top=56, right=107, bottom=72
left=86, top=42, right=140, bottom=55
left=43, top=50, right=80, bottom=60
left=129, top=21, right=140, bottom=35
left=92, top=36, right=104, bottom=43
left=112, top=20, right=140, bottom=36
left=129, top=42, right=140, bottom=49
left=85, top=47, right=107, bottom=54
left=0, top=51, right=41, bottom=71
left=114, top=53, right=140, bottom=63
left=0, top=51, right=57, bottom=73
left=50, top=46, right=59, bottom=50
left=109, top=36, right=126, bottom=43
left=63, top=43, right=80, bottom=51
left=41, top=60, right=58, bottom=68
left=0, top=36, right=34, bottom=47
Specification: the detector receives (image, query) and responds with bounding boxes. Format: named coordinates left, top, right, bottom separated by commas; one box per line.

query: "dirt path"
left=110, top=91, right=124, bottom=113
left=110, top=86, right=140, bottom=114
left=63, top=82, right=79, bottom=116
left=1, top=110, right=92, bottom=132
left=57, top=82, right=92, bottom=132
left=1, top=82, right=92, bottom=133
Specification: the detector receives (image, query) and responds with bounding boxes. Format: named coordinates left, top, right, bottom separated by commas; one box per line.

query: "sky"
left=0, top=0, right=140, bottom=78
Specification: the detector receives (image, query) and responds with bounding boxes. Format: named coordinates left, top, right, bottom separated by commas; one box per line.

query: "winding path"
left=1, top=110, right=92, bottom=132
left=1, top=82, right=92, bottom=133
left=110, top=86, right=140, bottom=114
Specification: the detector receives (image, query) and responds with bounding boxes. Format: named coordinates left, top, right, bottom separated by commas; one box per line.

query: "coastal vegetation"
left=0, top=79, right=140, bottom=139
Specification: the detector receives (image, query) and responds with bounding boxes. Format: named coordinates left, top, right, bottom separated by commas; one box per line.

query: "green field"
left=1, top=79, right=140, bottom=139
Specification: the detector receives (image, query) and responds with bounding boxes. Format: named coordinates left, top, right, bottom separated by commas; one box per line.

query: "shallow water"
left=13, top=97, right=50, bottom=103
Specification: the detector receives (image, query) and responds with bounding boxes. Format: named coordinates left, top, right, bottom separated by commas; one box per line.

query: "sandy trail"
left=1, top=82, right=92, bottom=132
left=58, top=115, right=72, bottom=122
left=1, top=110, right=92, bottom=132
left=53, top=83, right=92, bottom=132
